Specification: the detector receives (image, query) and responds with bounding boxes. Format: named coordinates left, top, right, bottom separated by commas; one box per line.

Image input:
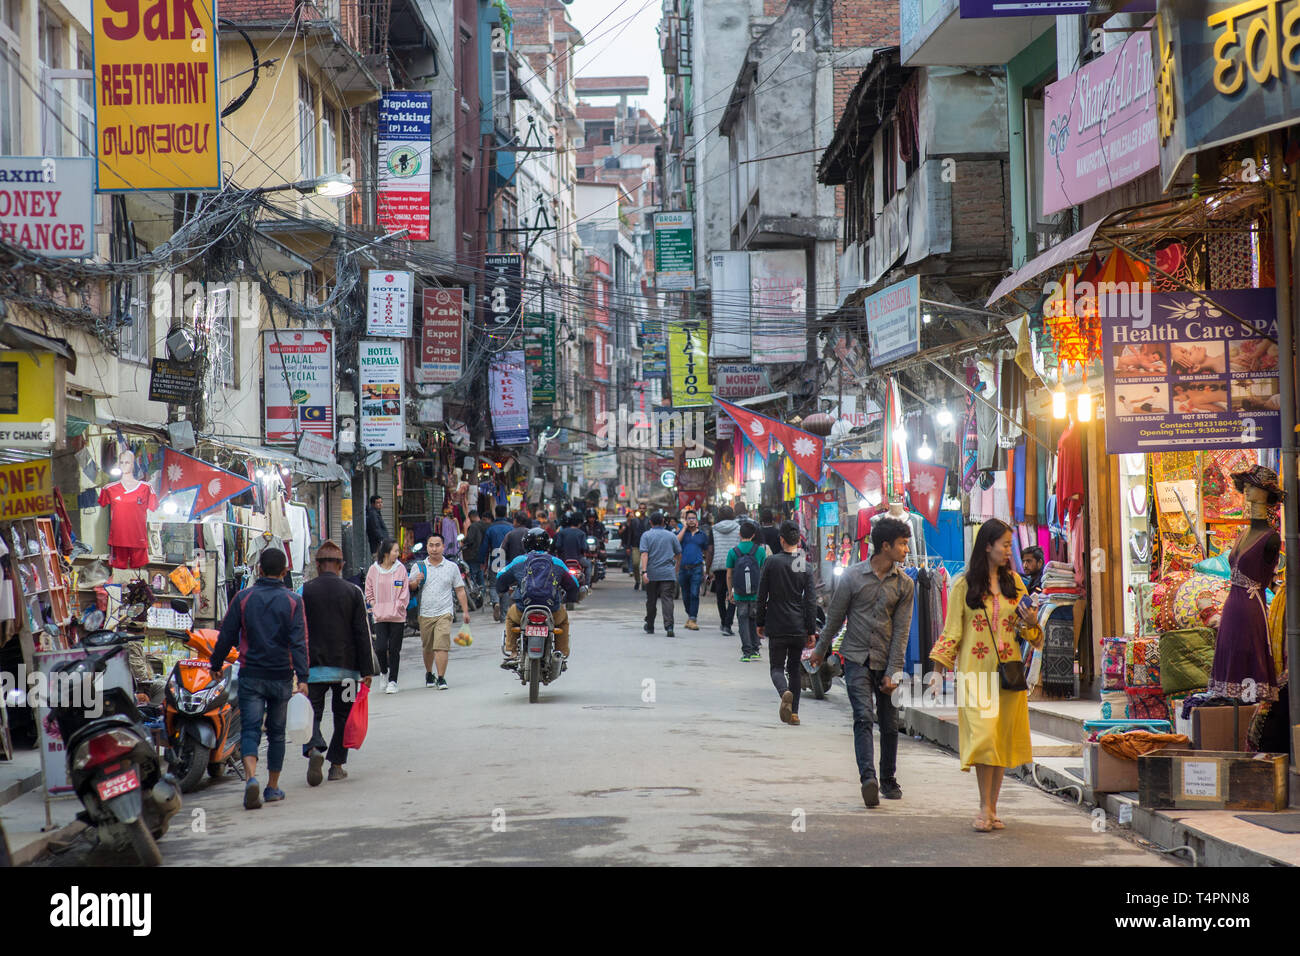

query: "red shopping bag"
left=342, top=681, right=370, bottom=750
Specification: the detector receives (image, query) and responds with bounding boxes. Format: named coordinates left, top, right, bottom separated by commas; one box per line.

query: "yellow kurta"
left=930, top=574, right=1044, bottom=771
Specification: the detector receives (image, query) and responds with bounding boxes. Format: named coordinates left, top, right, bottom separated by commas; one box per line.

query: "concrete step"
left=901, top=706, right=1080, bottom=758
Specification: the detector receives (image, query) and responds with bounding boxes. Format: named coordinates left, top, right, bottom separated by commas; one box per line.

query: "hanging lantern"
left=801, top=412, right=835, bottom=436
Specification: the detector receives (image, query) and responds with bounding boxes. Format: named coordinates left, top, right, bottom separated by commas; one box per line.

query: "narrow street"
left=44, top=574, right=1168, bottom=867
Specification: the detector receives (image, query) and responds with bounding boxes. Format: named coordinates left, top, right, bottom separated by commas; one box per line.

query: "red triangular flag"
left=769, top=420, right=824, bottom=484
left=826, top=460, right=885, bottom=505
left=714, top=398, right=774, bottom=459
left=905, top=460, right=947, bottom=529
left=160, top=448, right=255, bottom=520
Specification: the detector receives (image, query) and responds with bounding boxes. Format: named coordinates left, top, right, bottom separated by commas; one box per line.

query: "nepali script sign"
left=92, top=0, right=221, bottom=191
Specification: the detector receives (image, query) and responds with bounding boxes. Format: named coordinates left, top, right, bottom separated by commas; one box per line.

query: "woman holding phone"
left=930, top=520, right=1043, bottom=832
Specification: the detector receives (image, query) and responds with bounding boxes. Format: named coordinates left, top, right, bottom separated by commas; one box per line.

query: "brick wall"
left=220, top=0, right=296, bottom=21
left=950, top=158, right=1010, bottom=261
left=831, top=0, right=900, bottom=48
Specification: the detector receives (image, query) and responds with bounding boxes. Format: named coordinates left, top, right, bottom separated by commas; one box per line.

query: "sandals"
left=972, top=817, right=993, bottom=832
left=991, top=818, right=1006, bottom=830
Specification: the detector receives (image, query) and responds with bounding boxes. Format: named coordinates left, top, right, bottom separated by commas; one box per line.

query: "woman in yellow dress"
left=930, top=519, right=1043, bottom=832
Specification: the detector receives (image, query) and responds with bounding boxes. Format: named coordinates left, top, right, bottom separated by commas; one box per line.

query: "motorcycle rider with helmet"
left=553, top=512, right=589, bottom=584
left=497, top=528, right=581, bottom=666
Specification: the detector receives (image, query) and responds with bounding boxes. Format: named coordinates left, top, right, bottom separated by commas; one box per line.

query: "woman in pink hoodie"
left=364, top=539, right=409, bottom=693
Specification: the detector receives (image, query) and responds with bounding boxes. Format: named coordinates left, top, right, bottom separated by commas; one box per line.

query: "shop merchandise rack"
left=8, top=518, right=72, bottom=649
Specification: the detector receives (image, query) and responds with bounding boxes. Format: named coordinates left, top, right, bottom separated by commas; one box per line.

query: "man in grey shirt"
left=811, top=516, right=914, bottom=808
left=639, top=511, right=681, bottom=637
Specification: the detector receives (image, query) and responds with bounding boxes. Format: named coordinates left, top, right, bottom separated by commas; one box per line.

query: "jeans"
left=238, top=675, right=292, bottom=774
left=713, top=570, right=735, bottom=629
left=768, top=636, right=803, bottom=714
left=843, top=659, right=899, bottom=784
left=303, top=681, right=354, bottom=766
left=677, top=563, right=704, bottom=619
left=373, top=621, right=405, bottom=681
left=735, top=601, right=759, bottom=655
left=468, top=564, right=485, bottom=590
left=644, top=580, right=675, bottom=631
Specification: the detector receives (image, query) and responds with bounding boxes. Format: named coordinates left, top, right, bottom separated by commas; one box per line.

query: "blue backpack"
left=520, top=553, right=560, bottom=607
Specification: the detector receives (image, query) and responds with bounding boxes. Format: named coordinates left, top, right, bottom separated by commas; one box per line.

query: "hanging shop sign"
left=489, top=350, right=530, bottom=445
left=148, top=357, right=199, bottom=405
left=584, top=451, right=619, bottom=480
left=484, top=253, right=523, bottom=328
left=263, top=330, right=334, bottom=445
left=1153, top=0, right=1300, bottom=190
left=1102, top=288, right=1280, bottom=454
left=641, top=320, right=668, bottom=378
left=367, top=270, right=413, bottom=337
left=91, top=0, right=221, bottom=191
left=0, top=157, right=93, bottom=256
left=420, top=288, right=463, bottom=384
left=359, top=340, right=406, bottom=452
left=377, top=91, right=432, bottom=240
left=523, top=312, right=557, bottom=404
left=653, top=211, right=695, bottom=291
left=709, top=251, right=751, bottom=358
left=296, top=431, right=336, bottom=466
left=865, top=276, right=921, bottom=368
left=0, top=351, right=63, bottom=447
left=669, top=320, right=712, bottom=407
left=1042, top=25, right=1158, bottom=215
left=714, top=363, right=771, bottom=399
left=0, top=458, right=55, bottom=520
left=960, top=0, right=1152, bottom=15
left=660, top=469, right=677, bottom=488
left=750, top=250, right=807, bottom=364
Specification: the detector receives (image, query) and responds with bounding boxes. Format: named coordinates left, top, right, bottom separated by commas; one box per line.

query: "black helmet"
left=524, top=527, right=551, bottom=552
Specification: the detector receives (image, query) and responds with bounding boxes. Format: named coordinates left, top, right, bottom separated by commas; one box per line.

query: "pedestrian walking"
left=481, top=505, right=514, bottom=622
left=365, top=539, right=409, bottom=694
left=503, top=511, right=531, bottom=564
left=758, top=507, right=782, bottom=554
left=675, top=508, right=711, bottom=631
left=210, top=547, right=308, bottom=810
left=929, top=518, right=1042, bottom=832
left=726, top=520, right=768, bottom=660
left=408, top=532, right=472, bottom=689
left=365, top=495, right=389, bottom=557
left=639, top=511, right=681, bottom=636
left=709, top=505, right=742, bottom=636
left=755, top=521, right=817, bottom=726
left=461, top=510, right=487, bottom=592
left=811, top=517, right=914, bottom=807
left=627, top=511, right=646, bottom=588
left=301, top=540, right=374, bottom=785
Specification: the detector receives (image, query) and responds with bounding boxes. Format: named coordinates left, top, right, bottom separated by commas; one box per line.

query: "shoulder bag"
left=981, top=607, right=1028, bottom=692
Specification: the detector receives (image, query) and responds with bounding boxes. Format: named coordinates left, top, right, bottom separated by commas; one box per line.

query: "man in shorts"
left=408, top=532, right=471, bottom=689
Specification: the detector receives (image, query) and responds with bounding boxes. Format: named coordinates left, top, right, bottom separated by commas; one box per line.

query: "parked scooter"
left=163, top=628, right=242, bottom=792
left=49, top=630, right=181, bottom=866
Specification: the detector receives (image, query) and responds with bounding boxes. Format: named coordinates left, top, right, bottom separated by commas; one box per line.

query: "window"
left=118, top=273, right=151, bottom=364
left=321, top=104, right=338, bottom=175
left=298, top=74, right=317, bottom=180
left=0, top=0, right=20, bottom=154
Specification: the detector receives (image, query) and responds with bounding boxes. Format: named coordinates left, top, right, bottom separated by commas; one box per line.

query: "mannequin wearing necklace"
left=97, top=450, right=158, bottom=569
left=1209, top=469, right=1283, bottom=702
left=871, top=498, right=927, bottom=559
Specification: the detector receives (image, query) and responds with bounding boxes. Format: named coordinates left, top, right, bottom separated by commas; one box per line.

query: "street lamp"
left=250, top=172, right=355, bottom=198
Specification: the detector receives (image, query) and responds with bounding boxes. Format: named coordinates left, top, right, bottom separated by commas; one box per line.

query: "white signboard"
left=714, top=363, right=771, bottom=399
left=0, top=156, right=94, bottom=258
left=359, top=341, right=405, bottom=451
left=263, top=329, right=335, bottom=444
left=750, top=250, right=806, bottom=364
left=366, top=270, right=414, bottom=337
left=296, top=431, right=335, bottom=465
left=709, top=251, right=751, bottom=358
left=865, top=276, right=921, bottom=368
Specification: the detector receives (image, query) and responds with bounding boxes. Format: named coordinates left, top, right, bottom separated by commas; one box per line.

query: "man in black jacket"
left=301, top=540, right=374, bottom=785
left=756, top=521, right=818, bottom=726
left=365, top=495, right=389, bottom=558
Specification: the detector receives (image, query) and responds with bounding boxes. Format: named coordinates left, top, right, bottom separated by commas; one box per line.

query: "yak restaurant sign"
left=0, top=158, right=94, bottom=257
left=92, top=0, right=222, bottom=191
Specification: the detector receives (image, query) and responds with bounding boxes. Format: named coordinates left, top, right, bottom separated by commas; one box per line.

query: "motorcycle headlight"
left=586, top=537, right=596, bottom=548
left=178, top=676, right=225, bottom=713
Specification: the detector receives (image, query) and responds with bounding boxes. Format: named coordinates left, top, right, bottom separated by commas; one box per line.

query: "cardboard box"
left=1084, top=740, right=1175, bottom=793
left=1138, top=750, right=1289, bottom=811
left=1190, top=703, right=1260, bottom=751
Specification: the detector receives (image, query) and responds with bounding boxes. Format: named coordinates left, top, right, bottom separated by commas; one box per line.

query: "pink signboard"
left=1042, top=25, right=1158, bottom=215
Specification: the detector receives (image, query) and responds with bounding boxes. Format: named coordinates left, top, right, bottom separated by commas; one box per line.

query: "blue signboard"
left=378, top=91, right=433, bottom=139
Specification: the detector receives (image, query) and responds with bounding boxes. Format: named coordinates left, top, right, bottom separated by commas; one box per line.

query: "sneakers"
left=779, top=690, right=794, bottom=724
left=742, top=652, right=761, bottom=662
left=665, top=628, right=675, bottom=638
left=789, top=714, right=801, bottom=726
left=436, top=676, right=448, bottom=690
left=861, top=779, right=880, bottom=808
left=327, top=765, right=348, bottom=782
left=263, top=786, right=285, bottom=803
left=881, top=779, right=903, bottom=800
left=492, top=605, right=502, bottom=623
left=385, top=681, right=398, bottom=694
left=244, top=777, right=262, bottom=810
left=425, top=672, right=437, bottom=688
left=721, top=627, right=734, bottom=636
left=501, top=657, right=519, bottom=670
left=643, top=623, right=654, bottom=634
left=684, top=619, right=699, bottom=631
left=306, top=750, right=324, bottom=787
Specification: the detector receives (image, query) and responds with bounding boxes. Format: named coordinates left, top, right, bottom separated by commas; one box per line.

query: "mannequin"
left=870, top=497, right=927, bottom=560
left=1208, top=466, right=1283, bottom=702
left=98, top=450, right=158, bottom=569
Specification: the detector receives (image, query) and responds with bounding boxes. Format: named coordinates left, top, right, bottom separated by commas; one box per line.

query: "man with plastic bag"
left=210, top=547, right=309, bottom=810
left=300, top=540, right=374, bottom=785
left=496, top=528, right=581, bottom=667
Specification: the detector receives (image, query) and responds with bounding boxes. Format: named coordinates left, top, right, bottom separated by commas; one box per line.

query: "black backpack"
left=731, top=544, right=763, bottom=598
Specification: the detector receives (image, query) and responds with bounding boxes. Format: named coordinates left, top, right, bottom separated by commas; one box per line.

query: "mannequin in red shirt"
left=98, top=450, right=157, bottom=569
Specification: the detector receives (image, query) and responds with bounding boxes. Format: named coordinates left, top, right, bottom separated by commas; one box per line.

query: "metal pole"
left=351, top=334, right=368, bottom=578
left=1277, top=137, right=1300, bottom=780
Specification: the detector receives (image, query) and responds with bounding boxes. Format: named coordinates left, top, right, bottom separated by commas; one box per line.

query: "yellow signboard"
left=92, top=0, right=222, bottom=191
left=0, top=459, right=55, bottom=520
left=668, top=320, right=712, bottom=408
left=0, top=351, right=63, bottom=447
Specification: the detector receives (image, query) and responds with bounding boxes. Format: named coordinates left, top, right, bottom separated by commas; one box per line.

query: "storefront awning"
left=985, top=218, right=1105, bottom=308
left=0, top=321, right=77, bottom=372
left=198, top=437, right=348, bottom=483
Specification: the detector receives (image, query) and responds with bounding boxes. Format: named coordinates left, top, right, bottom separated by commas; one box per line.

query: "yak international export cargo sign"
left=1102, top=288, right=1280, bottom=453
left=0, top=157, right=94, bottom=257
left=865, top=276, right=921, bottom=367
left=419, top=288, right=463, bottom=384
left=92, top=0, right=221, bottom=191
left=263, top=330, right=334, bottom=444
left=1042, top=25, right=1158, bottom=214
left=654, top=212, right=694, bottom=290
left=378, top=91, right=432, bottom=240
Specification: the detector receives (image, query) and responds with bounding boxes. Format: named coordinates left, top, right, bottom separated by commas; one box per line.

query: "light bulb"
left=162, top=499, right=178, bottom=515
left=1077, top=392, right=1092, bottom=422
left=749, top=468, right=764, bottom=481
left=922, top=312, right=932, bottom=325
left=726, top=483, right=736, bottom=496
left=936, top=406, right=953, bottom=427
left=1052, top=387, right=1068, bottom=420
left=893, top=425, right=908, bottom=443
left=110, top=467, right=122, bottom=477
left=919, top=436, right=933, bottom=460
left=256, top=468, right=267, bottom=480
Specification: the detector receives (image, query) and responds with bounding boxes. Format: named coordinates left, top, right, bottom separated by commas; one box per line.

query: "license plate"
left=95, top=768, right=140, bottom=801
left=525, top=624, right=548, bottom=637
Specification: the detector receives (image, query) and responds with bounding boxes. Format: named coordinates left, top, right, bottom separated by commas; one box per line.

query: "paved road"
left=44, top=571, right=1170, bottom=866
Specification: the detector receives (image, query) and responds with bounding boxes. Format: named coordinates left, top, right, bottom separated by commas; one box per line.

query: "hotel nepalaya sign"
left=92, top=0, right=222, bottom=191
left=1153, top=0, right=1300, bottom=188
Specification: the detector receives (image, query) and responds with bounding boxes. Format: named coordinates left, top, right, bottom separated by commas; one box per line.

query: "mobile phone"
left=1018, top=594, right=1032, bottom=613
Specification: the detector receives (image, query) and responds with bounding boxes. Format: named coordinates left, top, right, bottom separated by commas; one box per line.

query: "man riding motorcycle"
left=553, top=512, right=589, bottom=584
left=497, top=528, right=581, bottom=666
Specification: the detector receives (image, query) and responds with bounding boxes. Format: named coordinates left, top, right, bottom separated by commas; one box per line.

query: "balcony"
left=223, top=0, right=390, bottom=93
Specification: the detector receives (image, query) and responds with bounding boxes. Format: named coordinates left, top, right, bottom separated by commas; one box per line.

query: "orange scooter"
left=163, top=629, right=243, bottom=792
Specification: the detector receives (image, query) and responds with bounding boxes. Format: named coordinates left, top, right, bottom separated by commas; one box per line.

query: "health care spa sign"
left=92, top=0, right=221, bottom=191
left=1102, top=288, right=1280, bottom=454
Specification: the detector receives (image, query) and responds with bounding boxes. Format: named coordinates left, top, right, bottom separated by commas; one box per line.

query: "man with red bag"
left=301, top=540, right=375, bottom=784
